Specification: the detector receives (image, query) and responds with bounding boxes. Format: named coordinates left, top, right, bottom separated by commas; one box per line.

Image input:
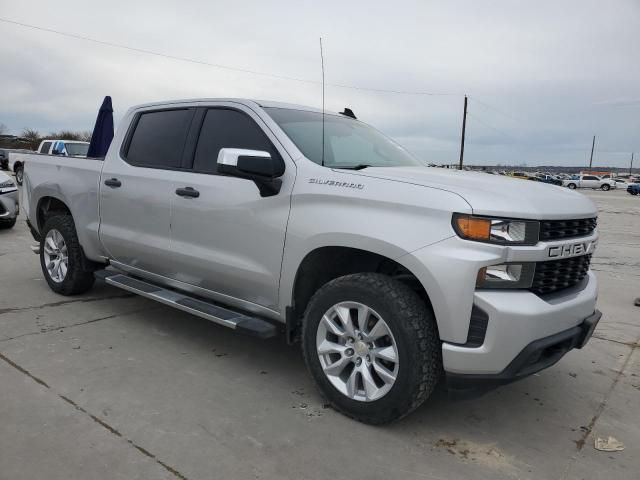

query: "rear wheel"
left=40, top=215, right=95, bottom=295
left=567, top=183, right=577, bottom=189
left=15, top=164, right=23, bottom=185
left=302, top=273, right=441, bottom=424
left=601, top=184, right=610, bottom=191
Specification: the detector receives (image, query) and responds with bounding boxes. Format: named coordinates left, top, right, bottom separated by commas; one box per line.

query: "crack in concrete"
left=0, top=351, right=189, bottom=480
left=592, top=334, right=640, bottom=347
left=0, top=293, right=134, bottom=316
left=0, top=306, right=157, bottom=343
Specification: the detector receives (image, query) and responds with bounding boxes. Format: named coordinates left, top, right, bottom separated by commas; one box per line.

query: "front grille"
left=530, top=254, right=592, bottom=296
left=539, top=218, right=597, bottom=241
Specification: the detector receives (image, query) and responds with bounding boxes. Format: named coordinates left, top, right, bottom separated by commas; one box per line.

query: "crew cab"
left=563, top=175, right=616, bottom=191
left=22, top=99, right=601, bottom=423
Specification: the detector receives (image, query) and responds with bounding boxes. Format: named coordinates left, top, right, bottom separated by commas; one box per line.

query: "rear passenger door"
left=99, top=107, right=195, bottom=277
left=167, top=104, right=294, bottom=313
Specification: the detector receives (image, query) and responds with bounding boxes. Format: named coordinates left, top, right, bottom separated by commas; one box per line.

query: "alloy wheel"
left=43, top=229, right=69, bottom=283
left=316, top=301, right=399, bottom=402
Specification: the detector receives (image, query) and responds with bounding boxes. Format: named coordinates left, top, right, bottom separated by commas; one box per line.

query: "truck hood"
left=347, top=167, right=598, bottom=220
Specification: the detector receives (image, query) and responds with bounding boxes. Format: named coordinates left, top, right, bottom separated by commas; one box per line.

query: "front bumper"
left=0, top=190, right=19, bottom=221
left=442, top=270, right=598, bottom=375
left=446, top=309, right=601, bottom=396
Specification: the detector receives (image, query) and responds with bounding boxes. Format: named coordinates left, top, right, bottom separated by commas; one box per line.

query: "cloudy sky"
left=1, top=0, right=638, bottom=167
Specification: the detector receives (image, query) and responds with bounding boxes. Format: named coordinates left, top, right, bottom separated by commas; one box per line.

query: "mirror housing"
left=217, top=148, right=284, bottom=197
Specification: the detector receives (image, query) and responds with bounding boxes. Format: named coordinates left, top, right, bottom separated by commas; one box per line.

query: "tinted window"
left=193, top=109, right=280, bottom=173
left=583, top=176, right=598, bottom=180
left=126, top=109, right=193, bottom=168
left=40, top=141, right=52, bottom=154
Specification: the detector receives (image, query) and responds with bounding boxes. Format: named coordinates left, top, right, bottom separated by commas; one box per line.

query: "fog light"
left=476, top=263, right=535, bottom=289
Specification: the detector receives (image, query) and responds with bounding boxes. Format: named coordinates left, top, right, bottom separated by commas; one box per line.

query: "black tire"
left=630, top=191, right=638, bottom=196
left=302, top=273, right=441, bottom=424
left=39, top=215, right=95, bottom=295
left=567, top=183, right=577, bottom=189
left=601, top=184, right=610, bottom=191
left=0, top=218, right=16, bottom=230
left=15, top=164, right=24, bottom=186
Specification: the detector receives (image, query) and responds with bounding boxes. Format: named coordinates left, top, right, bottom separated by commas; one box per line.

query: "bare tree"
left=79, top=130, right=93, bottom=142
left=20, top=128, right=41, bottom=149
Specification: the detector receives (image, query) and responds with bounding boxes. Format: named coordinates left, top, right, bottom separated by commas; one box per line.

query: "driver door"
left=168, top=105, right=295, bottom=312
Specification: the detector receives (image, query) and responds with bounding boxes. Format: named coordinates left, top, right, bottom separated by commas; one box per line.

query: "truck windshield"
left=65, top=143, right=89, bottom=156
left=265, top=107, right=423, bottom=168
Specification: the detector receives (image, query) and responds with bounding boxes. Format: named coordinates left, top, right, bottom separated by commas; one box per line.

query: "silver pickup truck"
left=23, top=98, right=601, bottom=423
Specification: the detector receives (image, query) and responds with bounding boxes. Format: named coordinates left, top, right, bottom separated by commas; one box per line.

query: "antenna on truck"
left=320, top=37, right=326, bottom=167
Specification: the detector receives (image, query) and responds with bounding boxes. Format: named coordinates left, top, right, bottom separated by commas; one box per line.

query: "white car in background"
left=563, top=175, right=617, bottom=191
left=9, top=139, right=90, bottom=185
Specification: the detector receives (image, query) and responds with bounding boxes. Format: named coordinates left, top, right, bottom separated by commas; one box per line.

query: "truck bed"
left=23, top=153, right=105, bottom=261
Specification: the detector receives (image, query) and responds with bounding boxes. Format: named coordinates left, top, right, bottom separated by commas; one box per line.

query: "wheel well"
left=14, top=161, right=22, bottom=171
left=288, top=247, right=432, bottom=342
left=37, top=197, right=72, bottom=231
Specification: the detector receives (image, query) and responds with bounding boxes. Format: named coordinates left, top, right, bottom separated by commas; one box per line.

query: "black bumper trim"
left=446, top=310, right=602, bottom=398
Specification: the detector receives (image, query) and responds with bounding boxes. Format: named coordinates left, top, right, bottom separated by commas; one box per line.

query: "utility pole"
left=588, top=135, right=596, bottom=171
left=631, top=152, right=634, bottom=176
left=459, top=95, right=468, bottom=170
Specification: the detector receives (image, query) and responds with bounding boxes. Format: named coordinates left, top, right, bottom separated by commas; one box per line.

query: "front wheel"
left=302, top=273, right=441, bottom=424
left=40, top=215, right=95, bottom=295
left=15, top=164, right=24, bottom=185
left=601, top=184, right=610, bottom=191
left=567, top=183, right=577, bottom=189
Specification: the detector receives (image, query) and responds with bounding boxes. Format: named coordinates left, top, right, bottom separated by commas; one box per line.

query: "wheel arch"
left=285, top=245, right=436, bottom=343
left=36, top=195, right=73, bottom=232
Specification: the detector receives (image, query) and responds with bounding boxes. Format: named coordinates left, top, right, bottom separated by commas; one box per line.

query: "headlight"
left=452, top=214, right=539, bottom=245
left=476, top=263, right=535, bottom=289
left=0, top=179, right=17, bottom=193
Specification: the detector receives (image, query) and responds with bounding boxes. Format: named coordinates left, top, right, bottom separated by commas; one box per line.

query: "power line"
left=466, top=111, right=519, bottom=142
left=468, top=96, right=524, bottom=123
left=0, top=17, right=461, bottom=97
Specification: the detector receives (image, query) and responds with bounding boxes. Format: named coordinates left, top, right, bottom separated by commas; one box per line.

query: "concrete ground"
left=0, top=185, right=638, bottom=480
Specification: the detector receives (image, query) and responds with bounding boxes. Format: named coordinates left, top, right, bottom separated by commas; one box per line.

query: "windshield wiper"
left=333, top=164, right=372, bottom=170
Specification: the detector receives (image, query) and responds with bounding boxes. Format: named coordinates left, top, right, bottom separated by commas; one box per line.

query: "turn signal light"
left=454, top=215, right=491, bottom=241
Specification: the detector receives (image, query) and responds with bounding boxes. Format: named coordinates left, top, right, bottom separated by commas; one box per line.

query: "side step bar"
left=95, top=270, right=277, bottom=339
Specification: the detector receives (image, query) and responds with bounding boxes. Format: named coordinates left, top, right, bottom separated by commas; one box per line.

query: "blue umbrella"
left=87, top=96, right=114, bottom=158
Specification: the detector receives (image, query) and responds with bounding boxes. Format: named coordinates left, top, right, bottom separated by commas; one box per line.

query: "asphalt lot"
left=0, top=185, right=638, bottom=480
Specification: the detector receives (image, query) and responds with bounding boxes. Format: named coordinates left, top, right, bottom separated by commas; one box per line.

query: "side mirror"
left=217, top=148, right=285, bottom=197
left=217, top=148, right=284, bottom=178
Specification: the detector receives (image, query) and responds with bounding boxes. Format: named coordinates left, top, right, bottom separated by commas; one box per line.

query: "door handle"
left=104, top=178, right=122, bottom=188
left=175, top=187, right=200, bottom=198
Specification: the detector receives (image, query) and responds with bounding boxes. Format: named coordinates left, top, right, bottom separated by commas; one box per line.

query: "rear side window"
left=39, top=141, right=52, bottom=154
left=583, top=175, right=598, bottom=181
left=125, top=109, right=193, bottom=168
left=192, top=109, right=280, bottom=173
